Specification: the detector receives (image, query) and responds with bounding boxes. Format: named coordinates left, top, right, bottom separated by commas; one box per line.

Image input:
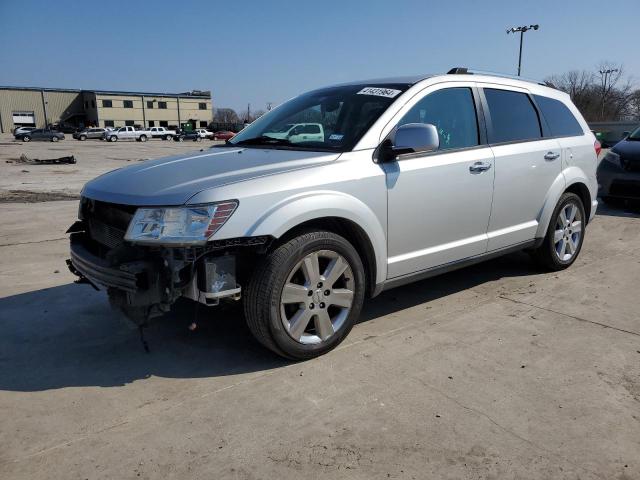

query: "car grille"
left=609, top=181, right=640, bottom=199
left=87, top=218, right=126, bottom=249
left=80, top=198, right=135, bottom=249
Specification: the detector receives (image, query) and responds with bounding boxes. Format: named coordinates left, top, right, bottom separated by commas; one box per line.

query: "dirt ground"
left=0, top=133, right=639, bottom=479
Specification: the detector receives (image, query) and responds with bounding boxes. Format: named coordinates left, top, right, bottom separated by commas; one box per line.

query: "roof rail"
left=446, top=67, right=553, bottom=88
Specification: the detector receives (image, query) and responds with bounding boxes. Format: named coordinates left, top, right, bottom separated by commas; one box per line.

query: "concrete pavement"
left=0, top=198, right=639, bottom=479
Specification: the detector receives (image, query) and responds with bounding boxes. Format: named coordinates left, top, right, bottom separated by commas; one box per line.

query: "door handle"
left=544, top=152, right=560, bottom=161
left=469, top=161, right=492, bottom=173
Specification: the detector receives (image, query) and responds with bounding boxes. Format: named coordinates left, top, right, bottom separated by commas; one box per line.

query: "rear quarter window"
left=533, top=95, right=584, bottom=137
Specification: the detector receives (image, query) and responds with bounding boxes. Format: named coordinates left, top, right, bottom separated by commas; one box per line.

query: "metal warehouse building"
left=0, top=86, right=212, bottom=133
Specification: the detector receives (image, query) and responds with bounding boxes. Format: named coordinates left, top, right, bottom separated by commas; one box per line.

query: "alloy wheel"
left=554, top=202, right=582, bottom=262
left=280, top=250, right=355, bottom=345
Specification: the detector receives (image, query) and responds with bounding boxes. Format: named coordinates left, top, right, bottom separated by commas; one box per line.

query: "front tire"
left=79, top=135, right=87, bottom=141
left=244, top=231, right=365, bottom=360
left=51, top=136, right=59, bottom=142
left=109, top=136, right=118, bottom=142
left=531, top=192, right=586, bottom=271
left=22, top=136, right=31, bottom=142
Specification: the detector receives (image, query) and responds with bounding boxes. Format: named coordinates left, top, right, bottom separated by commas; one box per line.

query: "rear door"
left=385, top=84, right=495, bottom=278
left=479, top=85, right=562, bottom=250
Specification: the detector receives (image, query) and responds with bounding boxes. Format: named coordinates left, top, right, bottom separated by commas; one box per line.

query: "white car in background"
left=264, top=123, right=325, bottom=143
left=195, top=128, right=214, bottom=139
left=148, top=127, right=176, bottom=140
left=104, top=126, right=150, bottom=142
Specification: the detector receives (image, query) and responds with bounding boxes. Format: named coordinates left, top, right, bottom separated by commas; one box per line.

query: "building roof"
left=0, top=85, right=211, bottom=99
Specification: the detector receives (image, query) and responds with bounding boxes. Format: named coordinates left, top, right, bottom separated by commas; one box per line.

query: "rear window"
left=484, top=89, right=541, bottom=143
left=533, top=95, right=583, bottom=137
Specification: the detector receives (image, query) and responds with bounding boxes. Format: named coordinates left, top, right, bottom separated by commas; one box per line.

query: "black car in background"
left=171, top=131, right=202, bottom=142
left=14, top=129, right=65, bottom=142
left=597, top=125, right=640, bottom=204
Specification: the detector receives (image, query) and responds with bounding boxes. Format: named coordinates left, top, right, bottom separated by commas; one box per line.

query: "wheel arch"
left=246, top=191, right=387, bottom=294
left=276, top=216, right=378, bottom=298
left=536, top=169, right=594, bottom=238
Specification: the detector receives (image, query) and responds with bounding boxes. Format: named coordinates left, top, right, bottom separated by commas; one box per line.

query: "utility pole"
left=506, top=24, right=539, bottom=76
left=598, top=68, right=619, bottom=121
left=247, top=103, right=251, bottom=123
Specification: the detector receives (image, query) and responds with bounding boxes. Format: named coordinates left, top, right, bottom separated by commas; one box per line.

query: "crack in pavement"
left=499, top=295, right=640, bottom=337
left=0, top=237, right=67, bottom=247
left=412, top=376, right=606, bottom=480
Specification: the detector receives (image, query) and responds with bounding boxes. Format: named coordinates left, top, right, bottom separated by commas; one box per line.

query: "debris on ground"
left=0, top=189, right=80, bottom=203
left=7, top=154, right=76, bottom=165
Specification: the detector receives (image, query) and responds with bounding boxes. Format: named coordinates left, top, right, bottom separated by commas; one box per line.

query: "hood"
left=82, top=146, right=339, bottom=206
left=612, top=138, right=640, bottom=164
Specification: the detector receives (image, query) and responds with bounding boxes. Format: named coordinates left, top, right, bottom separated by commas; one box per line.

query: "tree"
left=546, top=63, right=637, bottom=122
left=213, top=108, right=239, bottom=123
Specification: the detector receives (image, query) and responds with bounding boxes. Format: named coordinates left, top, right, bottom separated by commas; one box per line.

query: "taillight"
left=594, top=140, right=602, bottom=157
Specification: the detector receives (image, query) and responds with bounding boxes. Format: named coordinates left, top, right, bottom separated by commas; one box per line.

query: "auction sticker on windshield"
left=357, top=87, right=402, bottom=98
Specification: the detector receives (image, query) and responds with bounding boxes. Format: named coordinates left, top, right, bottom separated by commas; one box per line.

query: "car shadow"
left=0, top=251, right=539, bottom=392
left=595, top=198, right=640, bottom=218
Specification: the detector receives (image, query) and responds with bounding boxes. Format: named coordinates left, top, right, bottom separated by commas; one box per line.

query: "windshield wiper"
left=232, top=135, right=293, bottom=146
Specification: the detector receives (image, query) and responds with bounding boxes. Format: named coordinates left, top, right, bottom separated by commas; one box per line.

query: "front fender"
left=246, top=190, right=387, bottom=284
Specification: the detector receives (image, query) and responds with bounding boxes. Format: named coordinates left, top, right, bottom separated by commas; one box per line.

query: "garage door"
left=12, top=111, right=36, bottom=126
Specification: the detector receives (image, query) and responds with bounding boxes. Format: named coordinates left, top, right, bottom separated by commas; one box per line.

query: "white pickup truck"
left=104, top=126, right=151, bottom=142
left=148, top=127, right=176, bottom=140
left=195, top=128, right=214, bottom=139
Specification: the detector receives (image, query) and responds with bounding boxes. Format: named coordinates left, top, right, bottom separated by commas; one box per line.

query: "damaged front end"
left=67, top=197, right=270, bottom=326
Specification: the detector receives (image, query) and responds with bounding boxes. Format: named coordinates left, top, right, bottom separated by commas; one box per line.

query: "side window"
left=484, top=88, right=541, bottom=143
left=533, top=95, right=583, bottom=137
left=398, top=87, right=479, bottom=151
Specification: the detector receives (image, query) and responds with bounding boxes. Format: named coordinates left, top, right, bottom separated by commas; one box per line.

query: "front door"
left=386, top=86, right=495, bottom=278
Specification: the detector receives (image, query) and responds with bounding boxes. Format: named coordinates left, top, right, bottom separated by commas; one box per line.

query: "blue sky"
left=0, top=0, right=637, bottom=113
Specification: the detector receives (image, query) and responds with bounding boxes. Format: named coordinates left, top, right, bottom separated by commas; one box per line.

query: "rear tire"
left=139, top=135, right=147, bottom=142
left=531, top=192, right=586, bottom=271
left=164, top=135, right=171, bottom=141
left=244, top=230, right=365, bottom=360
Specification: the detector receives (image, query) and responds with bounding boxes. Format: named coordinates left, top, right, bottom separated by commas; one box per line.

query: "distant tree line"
left=546, top=62, right=640, bottom=122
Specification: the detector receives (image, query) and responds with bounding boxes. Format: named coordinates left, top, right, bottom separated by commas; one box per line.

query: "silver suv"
left=68, top=69, right=598, bottom=359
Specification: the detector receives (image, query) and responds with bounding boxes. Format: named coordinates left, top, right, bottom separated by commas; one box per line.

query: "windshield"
left=628, top=126, right=640, bottom=140
left=228, top=83, right=410, bottom=151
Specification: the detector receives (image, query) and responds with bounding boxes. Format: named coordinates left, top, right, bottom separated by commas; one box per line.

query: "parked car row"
left=13, top=126, right=236, bottom=143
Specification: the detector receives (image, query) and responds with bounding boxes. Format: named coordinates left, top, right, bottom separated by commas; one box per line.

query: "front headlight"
left=124, top=201, right=238, bottom=245
left=602, top=151, right=621, bottom=167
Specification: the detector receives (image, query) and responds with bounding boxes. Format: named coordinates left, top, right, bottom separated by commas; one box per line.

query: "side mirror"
left=392, top=123, right=439, bottom=154
left=378, top=123, right=439, bottom=162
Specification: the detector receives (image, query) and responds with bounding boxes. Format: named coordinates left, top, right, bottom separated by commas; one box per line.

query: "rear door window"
left=533, top=95, right=583, bottom=137
left=484, top=88, right=542, bottom=143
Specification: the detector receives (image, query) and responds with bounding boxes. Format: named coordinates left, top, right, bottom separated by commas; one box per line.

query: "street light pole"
left=506, top=24, right=539, bottom=76
left=599, top=68, right=619, bottom=120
